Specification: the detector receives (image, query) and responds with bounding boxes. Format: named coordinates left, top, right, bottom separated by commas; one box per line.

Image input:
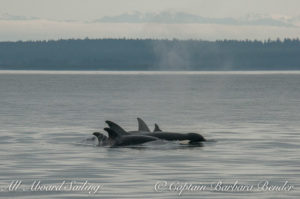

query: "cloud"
left=0, top=13, right=39, bottom=21
left=0, top=12, right=300, bottom=41
left=96, top=11, right=296, bottom=27
left=1, top=19, right=300, bottom=42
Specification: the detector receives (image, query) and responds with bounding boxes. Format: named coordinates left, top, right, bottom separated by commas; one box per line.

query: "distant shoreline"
left=1, top=39, right=300, bottom=71
left=1, top=70, right=300, bottom=75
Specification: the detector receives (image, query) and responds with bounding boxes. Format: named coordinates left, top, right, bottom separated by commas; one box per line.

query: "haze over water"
left=0, top=71, right=299, bottom=198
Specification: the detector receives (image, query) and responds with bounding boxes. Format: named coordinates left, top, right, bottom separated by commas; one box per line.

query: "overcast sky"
left=0, top=0, right=300, bottom=41
left=1, top=0, right=300, bottom=20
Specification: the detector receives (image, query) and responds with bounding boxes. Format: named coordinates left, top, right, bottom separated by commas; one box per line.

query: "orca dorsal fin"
left=154, top=123, right=162, bottom=132
left=105, top=121, right=130, bottom=135
left=137, top=118, right=150, bottom=132
left=104, top=128, right=120, bottom=139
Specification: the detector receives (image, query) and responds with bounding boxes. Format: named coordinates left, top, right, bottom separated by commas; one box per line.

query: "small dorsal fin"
left=137, top=118, right=150, bottom=132
left=154, top=123, right=162, bottom=132
left=104, top=128, right=120, bottom=139
left=93, top=132, right=107, bottom=143
left=105, top=121, right=130, bottom=135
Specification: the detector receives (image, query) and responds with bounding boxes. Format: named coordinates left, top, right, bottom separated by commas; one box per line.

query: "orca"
left=92, top=128, right=158, bottom=147
left=106, top=119, right=206, bottom=143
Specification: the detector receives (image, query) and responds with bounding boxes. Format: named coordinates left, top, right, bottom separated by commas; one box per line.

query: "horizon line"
left=1, top=37, right=300, bottom=43
left=1, top=70, right=300, bottom=75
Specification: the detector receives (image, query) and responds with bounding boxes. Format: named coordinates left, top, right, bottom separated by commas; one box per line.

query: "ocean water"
left=0, top=71, right=299, bottom=198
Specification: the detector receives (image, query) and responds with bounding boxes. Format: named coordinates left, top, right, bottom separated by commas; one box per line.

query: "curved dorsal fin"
left=104, top=128, right=119, bottom=139
left=137, top=118, right=150, bottom=132
left=105, top=121, right=130, bottom=135
left=154, top=123, right=162, bottom=132
left=93, top=132, right=107, bottom=143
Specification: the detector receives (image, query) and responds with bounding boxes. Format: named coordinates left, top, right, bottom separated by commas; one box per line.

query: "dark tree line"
left=0, top=38, right=300, bottom=70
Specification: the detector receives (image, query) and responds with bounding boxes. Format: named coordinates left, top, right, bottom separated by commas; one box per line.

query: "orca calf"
left=92, top=132, right=109, bottom=146
left=93, top=128, right=158, bottom=147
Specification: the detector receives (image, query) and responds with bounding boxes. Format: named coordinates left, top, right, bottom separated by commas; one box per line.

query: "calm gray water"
left=0, top=71, right=299, bottom=198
